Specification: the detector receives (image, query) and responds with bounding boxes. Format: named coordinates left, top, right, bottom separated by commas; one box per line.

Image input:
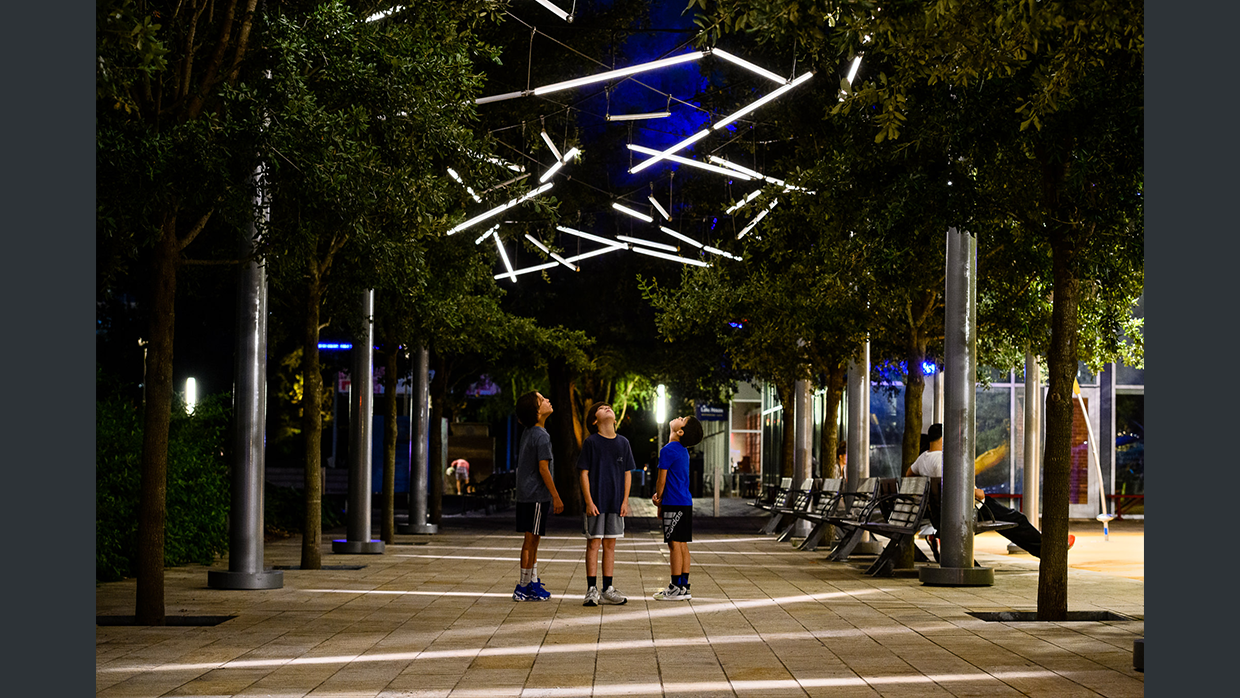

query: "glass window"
left=1116, top=360, right=1145, bottom=387
left=975, top=385, right=1012, bottom=494
left=869, top=383, right=905, bottom=479
left=1114, top=393, right=1144, bottom=514
left=731, top=401, right=762, bottom=432
left=733, top=381, right=761, bottom=401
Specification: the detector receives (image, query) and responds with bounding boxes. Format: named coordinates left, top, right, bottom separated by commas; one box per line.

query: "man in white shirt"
left=908, top=424, right=1072, bottom=557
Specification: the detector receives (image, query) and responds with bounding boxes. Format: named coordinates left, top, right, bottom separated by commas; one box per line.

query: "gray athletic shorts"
left=582, top=512, right=625, bottom=538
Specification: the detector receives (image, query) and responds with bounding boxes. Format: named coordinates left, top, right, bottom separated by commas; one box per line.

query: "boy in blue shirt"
left=512, top=391, right=563, bottom=601
left=578, top=403, right=635, bottom=606
left=651, top=414, right=704, bottom=600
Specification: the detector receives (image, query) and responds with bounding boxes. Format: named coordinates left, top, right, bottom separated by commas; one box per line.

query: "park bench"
left=470, top=471, right=516, bottom=514
left=843, top=476, right=932, bottom=577
left=919, top=478, right=1017, bottom=564
left=818, top=477, right=884, bottom=560
left=785, top=478, right=844, bottom=551
left=750, top=476, right=792, bottom=512
left=773, top=478, right=825, bottom=542
left=761, top=478, right=813, bottom=535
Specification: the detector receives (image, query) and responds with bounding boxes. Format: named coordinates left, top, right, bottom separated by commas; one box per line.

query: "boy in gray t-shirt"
left=512, top=391, right=563, bottom=601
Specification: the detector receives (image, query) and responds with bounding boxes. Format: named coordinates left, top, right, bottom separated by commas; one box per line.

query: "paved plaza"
left=96, top=502, right=1144, bottom=697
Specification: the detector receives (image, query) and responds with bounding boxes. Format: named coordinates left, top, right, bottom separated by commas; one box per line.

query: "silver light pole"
left=791, top=378, right=813, bottom=539
left=1023, top=350, right=1042, bottom=531
left=922, top=228, right=992, bottom=586
left=333, top=290, right=385, bottom=554
left=209, top=169, right=282, bottom=590
left=846, top=341, right=883, bottom=554
left=400, top=345, right=437, bottom=534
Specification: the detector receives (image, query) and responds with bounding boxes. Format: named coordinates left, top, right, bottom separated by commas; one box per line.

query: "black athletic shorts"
left=661, top=504, right=693, bottom=543
left=516, top=501, right=551, bottom=536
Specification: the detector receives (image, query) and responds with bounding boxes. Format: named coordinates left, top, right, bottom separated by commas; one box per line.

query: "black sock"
left=682, top=573, right=689, bottom=589
left=670, top=575, right=678, bottom=587
left=587, top=576, right=597, bottom=590
left=603, top=576, right=613, bottom=590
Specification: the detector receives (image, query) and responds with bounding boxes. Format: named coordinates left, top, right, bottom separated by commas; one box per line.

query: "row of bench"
left=750, top=476, right=1015, bottom=577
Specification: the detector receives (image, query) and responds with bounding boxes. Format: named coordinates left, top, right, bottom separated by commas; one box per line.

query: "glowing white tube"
left=447, top=182, right=553, bottom=235
left=703, top=245, right=741, bottom=260
left=648, top=196, right=671, bottom=221
left=539, top=160, right=564, bottom=183
left=540, top=131, right=562, bottom=161
left=629, top=129, right=711, bottom=174
left=475, top=224, right=499, bottom=245
left=606, top=111, right=671, bottom=121
left=710, top=48, right=787, bottom=84
left=447, top=167, right=482, bottom=203
left=364, top=5, right=404, bottom=23
left=617, top=235, right=677, bottom=253
left=846, top=55, right=863, bottom=84
left=612, top=202, right=654, bottom=224
left=534, top=51, right=705, bottom=95
left=494, top=261, right=557, bottom=279
left=708, top=156, right=764, bottom=180
left=565, top=244, right=626, bottom=262
left=659, top=226, right=703, bottom=249
left=524, top=234, right=578, bottom=271
left=628, top=144, right=753, bottom=180
left=632, top=246, right=709, bottom=267
left=474, top=90, right=531, bottom=105
left=736, top=199, right=778, bottom=239
left=712, top=72, right=814, bottom=130
left=493, top=233, right=517, bottom=283
left=185, top=378, right=197, bottom=415
left=533, top=0, right=571, bottom=22
left=479, top=173, right=530, bottom=195
left=560, top=147, right=581, bottom=163
left=656, top=385, right=667, bottom=424
left=556, top=225, right=629, bottom=248
left=725, top=188, right=765, bottom=214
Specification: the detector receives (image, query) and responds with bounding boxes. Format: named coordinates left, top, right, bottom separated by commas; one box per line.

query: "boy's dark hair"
left=927, top=423, right=944, bottom=443
left=679, top=416, right=704, bottom=448
left=585, top=402, right=611, bottom=433
left=836, top=440, right=847, bottom=458
left=515, top=391, right=541, bottom=428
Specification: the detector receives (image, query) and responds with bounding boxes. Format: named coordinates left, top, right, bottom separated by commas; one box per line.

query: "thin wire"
left=526, top=26, right=535, bottom=93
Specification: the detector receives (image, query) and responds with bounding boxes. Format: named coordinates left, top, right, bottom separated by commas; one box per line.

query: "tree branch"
left=177, top=208, right=215, bottom=251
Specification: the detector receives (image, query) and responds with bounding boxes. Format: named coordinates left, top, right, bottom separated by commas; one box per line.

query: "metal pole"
left=791, top=378, right=813, bottom=538
left=1023, top=351, right=1041, bottom=530
left=846, top=341, right=882, bottom=555
left=922, top=228, right=991, bottom=586
left=209, top=169, right=282, bottom=590
left=400, top=345, right=436, bottom=534
left=333, top=290, right=384, bottom=554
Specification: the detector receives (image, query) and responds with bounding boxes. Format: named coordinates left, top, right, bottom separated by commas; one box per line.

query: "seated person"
left=906, top=423, right=1073, bottom=556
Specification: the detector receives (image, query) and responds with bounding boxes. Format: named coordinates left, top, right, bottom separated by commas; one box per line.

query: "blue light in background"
left=922, top=361, right=937, bottom=375
left=318, top=343, right=353, bottom=350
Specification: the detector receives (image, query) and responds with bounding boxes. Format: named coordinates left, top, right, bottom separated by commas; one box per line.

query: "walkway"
left=96, top=500, right=1144, bottom=697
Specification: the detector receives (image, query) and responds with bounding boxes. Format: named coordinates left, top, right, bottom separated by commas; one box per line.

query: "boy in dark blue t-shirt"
left=651, top=414, right=704, bottom=600
left=578, top=403, right=636, bottom=607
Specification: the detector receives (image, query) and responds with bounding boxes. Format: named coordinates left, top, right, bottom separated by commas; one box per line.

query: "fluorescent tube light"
left=617, top=235, right=677, bottom=253
left=479, top=173, right=530, bottom=196
left=539, top=160, right=564, bottom=183
left=560, top=147, right=580, bottom=163
left=631, top=246, right=709, bottom=267
left=629, top=129, right=710, bottom=174
left=493, top=233, right=517, bottom=283
left=474, top=90, right=531, bottom=105
left=710, top=48, right=787, bottom=84
left=566, top=244, right=626, bottom=262
left=736, top=199, right=778, bottom=239
left=556, top=225, right=629, bottom=248
left=447, top=182, right=553, bottom=235
left=648, top=195, right=672, bottom=221
left=525, top=234, right=578, bottom=271
left=364, top=6, right=404, bottom=23
left=703, top=245, right=741, bottom=260
left=659, top=226, right=703, bottom=248
left=712, top=72, right=814, bottom=130
left=612, top=202, right=654, bottom=223
left=606, top=111, right=671, bottom=121
left=726, top=188, right=765, bottom=214
left=540, top=131, right=562, bottom=161
left=446, top=167, right=482, bottom=203
left=475, top=224, right=499, bottom=245
left=533, top=0, right=571, bottom=22
left=494, top=261, right=557, bottom=279
left=534, top=52, right=705, bottom=95
left=185, top=378, right=197, bottom=415
left=708, top=156, right=764, bottom=179
left=846, top=55, right=863, bottom=84
left=627, top=144, right=753, bottom=179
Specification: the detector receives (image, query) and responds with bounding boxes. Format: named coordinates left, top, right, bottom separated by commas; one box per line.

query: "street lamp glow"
left=185, top=377, right=197, bottom=415
left=656, top=385, right=668, bottom=426
left=712, top=72, right=814, bottom=131
left=612, top=202, right=654, bottom=224
left=533, top=52, right=705, bottom=96
left=616, top=235, right=678, bottom=253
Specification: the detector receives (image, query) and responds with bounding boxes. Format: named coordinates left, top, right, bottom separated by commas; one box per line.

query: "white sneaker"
left=583, top=586, right=601, bottom=607
left=600, top=585, right=628, bottom=605
left=654, top=585, right=691, bottom=601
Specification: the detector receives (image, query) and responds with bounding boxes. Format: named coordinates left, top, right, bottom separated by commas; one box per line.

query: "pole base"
left=919, top=565, right=995, bottom=586
left=331, top=540, right=385, bottom=554
left=1133, top=638, right=1144, bottom=672
left=1006, top=543, right=1029, bottom=555
left=398, top=523, right=439, bottom=535
left=853, top=541, right=885, bottom=555
left=207, top=569, right=284, bottom=590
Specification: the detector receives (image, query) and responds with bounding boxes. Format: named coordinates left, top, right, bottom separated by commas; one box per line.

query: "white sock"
left=520, top=568, right=533, bottom=585
left=531, top=564, right=538, bottom=582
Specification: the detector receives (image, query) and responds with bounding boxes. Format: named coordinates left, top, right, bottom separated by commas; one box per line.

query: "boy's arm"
left=652, top=469, right=668, bottom=505
left=580, top=469, right=599, bottom=516
left=620, top=470, right=632, bottom=517
left=538, top=460, right=563, bottom=513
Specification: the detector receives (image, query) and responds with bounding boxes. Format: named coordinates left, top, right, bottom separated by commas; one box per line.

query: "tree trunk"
left=135, top=217, right=180, bottom=625
left=428, top=354, right=446, bottom=524
left=548, top=359, right=583, bottom=515
left=902, top=330, right=928, bottom=471
left=299, top=271, right=324, bottom=570
left=380, top=335, right=398, bottom=544
left=818, top=364, right=847, bottom=479
left=1038, top=230, right=1079, bottom=621
left=776, top=382, right=795, bottom=477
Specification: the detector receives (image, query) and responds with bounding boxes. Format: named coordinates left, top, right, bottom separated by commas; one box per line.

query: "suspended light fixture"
left=533, top=51, right=705, bottom=96
left=524, top=234, right=578, bottom=271
left=631, top=246, right=709, bottom=267
left=710, top=48, right=787, bottom=84
left=446, top=167, right=482, bottom=203
left=737, top=199, right=779, bottom=239
left=725, top=189, right=764, bottom=214
left=612, top=202, right=654, bottom=224
left=712, top=72, right=814, bottom=131
left=627, top=144, right=753, bottom=179
left=616, top=235, right=678, bottom=253
left=475, top=224, right=500, bottom=245
left=364, top=5, right=404, bottom=23
left=708, top=156, right=764, bottom=180
left=496, top=243, right=625, bottom=279
left=560, top=146, right=581, bottom=163
left=556, top=225, right=630, bottom=248
left=628, top=129, right=710, bottom=174
left=185, top=377, right=197, bottom=415
left=447, top=182, right=553, bottom=235
left=606, top=111, right=671, bottom=122
left=658, top=226, right=703, bottom=249
left=493, top=232, right=517, bottom=283
left=846, top=55, right=864, bottom=84
left=532, top=0, right=572, bottom=23
left=703, top=245, right=742, bottom=260
left=540, top=130, right=562, bottom=161
left=656, top=384, right=667, bottom=424
left=539, top=160, right=564, bottom=183
left=648, top=195, right=672, bottom=221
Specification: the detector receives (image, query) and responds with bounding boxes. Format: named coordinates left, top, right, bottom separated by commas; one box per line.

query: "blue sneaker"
left=527, top=580, right=552, bottom=600
left=512, top=583, right=534, bottom=601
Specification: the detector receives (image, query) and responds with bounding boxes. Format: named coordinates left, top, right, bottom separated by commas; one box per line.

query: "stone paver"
left=97, top=500, right=1143, bottom=697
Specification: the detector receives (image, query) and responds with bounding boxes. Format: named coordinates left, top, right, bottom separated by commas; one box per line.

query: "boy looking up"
left=512, top=391, right=563, bottom=601
left=578, top=403, right=634, bottom=607
left=652, top=415, right=704, bottom=600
